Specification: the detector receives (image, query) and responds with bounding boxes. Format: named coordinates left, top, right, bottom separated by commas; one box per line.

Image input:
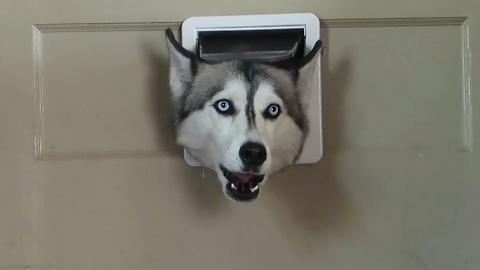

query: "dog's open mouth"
left=220, top=165, right=264, bottom=202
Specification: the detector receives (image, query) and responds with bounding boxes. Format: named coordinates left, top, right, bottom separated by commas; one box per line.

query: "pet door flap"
left=196, top=28, right=305, bottom=62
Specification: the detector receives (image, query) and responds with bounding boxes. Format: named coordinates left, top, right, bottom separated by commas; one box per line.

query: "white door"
left=1, top=1, right=479, bottom=269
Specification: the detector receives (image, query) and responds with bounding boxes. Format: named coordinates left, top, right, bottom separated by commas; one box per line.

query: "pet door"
left=180, top=13, right=323, bottom=166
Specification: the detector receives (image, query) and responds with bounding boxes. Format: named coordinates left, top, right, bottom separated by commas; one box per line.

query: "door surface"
left=1, top=0, right=479, bottom=270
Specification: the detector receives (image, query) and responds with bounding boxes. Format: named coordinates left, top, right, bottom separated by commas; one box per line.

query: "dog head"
left=165, top=28, right=321, bottom=203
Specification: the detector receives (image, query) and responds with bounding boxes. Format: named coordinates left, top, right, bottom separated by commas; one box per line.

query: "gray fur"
left=178, top=61, right=308, bottom=134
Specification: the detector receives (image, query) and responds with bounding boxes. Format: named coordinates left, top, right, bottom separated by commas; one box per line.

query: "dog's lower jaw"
left=217, top=171, right=269, bottom=203
left=222, top=187, right=258, bottom=203
left=221, top=183, right=263, bottom=203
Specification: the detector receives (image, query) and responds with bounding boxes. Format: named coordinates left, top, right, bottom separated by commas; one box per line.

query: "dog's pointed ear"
left=295, top=40, right=322, bottom=106
left=267, top=40, right=322, bottom=106
left=165, top=28, right=198, bottom=100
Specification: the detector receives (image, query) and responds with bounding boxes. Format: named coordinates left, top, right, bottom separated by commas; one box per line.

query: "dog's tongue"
left=234, top=172, right=256, bottom=183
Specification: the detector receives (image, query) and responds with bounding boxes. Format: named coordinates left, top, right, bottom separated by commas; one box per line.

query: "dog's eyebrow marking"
left=180, top=84, right=224, bottom=121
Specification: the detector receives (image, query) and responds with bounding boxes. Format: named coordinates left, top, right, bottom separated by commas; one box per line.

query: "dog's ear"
left=165, top=28, right=198, bottom=101
left=295, top=40, right=322, bottom=106
left=268, top=40, right=322, bottom=107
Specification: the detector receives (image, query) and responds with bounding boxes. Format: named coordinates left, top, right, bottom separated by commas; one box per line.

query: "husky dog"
left=165, top=28, right=321, bottom=203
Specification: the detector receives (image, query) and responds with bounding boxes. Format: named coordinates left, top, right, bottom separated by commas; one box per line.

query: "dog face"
left=165, top=29, right=321, bottom=203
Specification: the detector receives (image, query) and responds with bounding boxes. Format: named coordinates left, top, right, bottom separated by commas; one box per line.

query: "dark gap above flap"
left=196, top=28, right=305, bottom=62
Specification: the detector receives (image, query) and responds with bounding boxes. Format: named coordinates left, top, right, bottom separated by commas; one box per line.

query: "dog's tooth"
left=230, top=183, right=237, bottom=190
left=250, top=185, right=259, bottom=192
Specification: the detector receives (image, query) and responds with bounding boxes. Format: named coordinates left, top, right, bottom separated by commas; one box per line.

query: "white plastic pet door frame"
left=180, top=13, right=322, bottom=167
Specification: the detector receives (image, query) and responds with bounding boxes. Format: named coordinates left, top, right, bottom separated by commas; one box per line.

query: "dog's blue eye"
left=268, top=105, right=279, bottom=115
left=218, top=101, right=229, bottom=111
left=214, top=99, right=235, bottom=115
left=264, top=104, right=281, bottom=119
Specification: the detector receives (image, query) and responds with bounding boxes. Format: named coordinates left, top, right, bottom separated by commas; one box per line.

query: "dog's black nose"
left=239, top=142, right=267, bottom=166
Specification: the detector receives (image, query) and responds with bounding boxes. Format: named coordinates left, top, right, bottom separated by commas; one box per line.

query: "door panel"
left=1, top=1, right=479, bottom=270
left=34, top=23, right=181, bottom=159
left=323, top=19, right=470, bottom=152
